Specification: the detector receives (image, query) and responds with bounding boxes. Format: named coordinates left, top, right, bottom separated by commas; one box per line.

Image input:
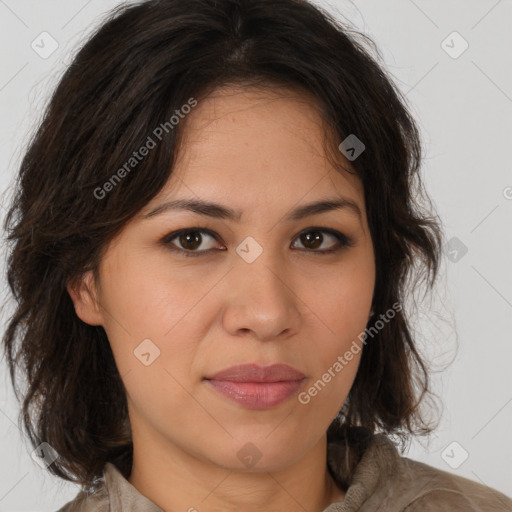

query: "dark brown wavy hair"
left=2, top=0, right=444, bottom=491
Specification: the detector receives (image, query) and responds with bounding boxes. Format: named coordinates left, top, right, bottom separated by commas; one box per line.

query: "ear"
left=66, top=270, right=104, bottom=326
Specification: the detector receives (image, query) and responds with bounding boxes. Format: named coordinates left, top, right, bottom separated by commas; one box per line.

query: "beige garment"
left=56, top=428, right=512, bottom=512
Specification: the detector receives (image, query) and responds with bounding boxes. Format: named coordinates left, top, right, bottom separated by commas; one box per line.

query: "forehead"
left=156, top=84, right=365, bottom=215
left=179, top=84, right=332, bottom=162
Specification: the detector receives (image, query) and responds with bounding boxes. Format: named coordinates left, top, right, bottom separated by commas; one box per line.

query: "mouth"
left=204, top=363, right=306, bottom=409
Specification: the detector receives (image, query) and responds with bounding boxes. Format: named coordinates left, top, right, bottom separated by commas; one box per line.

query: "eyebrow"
left=142, top=197, right=362, bottom=222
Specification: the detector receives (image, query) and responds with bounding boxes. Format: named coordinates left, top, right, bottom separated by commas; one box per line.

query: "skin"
left=68, top=85, right=376, bottom=512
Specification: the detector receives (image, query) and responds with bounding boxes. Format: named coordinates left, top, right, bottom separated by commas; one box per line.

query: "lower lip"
left=205, top=379, right=305, bottom=409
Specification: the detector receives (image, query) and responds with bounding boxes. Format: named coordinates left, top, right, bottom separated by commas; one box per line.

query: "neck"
left=128, top=425, right=345, bottom=512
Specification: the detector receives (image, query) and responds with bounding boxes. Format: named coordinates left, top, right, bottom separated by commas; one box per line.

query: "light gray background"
left=0, top=1, right=511, bottom=510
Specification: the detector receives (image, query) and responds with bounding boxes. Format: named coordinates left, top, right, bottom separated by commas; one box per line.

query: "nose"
left=221, top=252, right=302, bottom=341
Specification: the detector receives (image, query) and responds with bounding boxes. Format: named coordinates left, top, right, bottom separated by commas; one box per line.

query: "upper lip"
left=205, top=363, right=305, bottom=383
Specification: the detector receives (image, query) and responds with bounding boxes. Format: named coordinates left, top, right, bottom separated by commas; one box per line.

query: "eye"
left=291, top=227, right=354, bottom=254
left=162, top=228, right=225, bottom=256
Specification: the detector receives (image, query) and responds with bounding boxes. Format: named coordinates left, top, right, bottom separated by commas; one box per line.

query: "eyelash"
left=160, top=227, right=354, bottom=257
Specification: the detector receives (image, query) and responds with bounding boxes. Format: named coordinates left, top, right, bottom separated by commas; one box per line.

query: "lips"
left=204, top=363, right=306, bottom=409
left=204, top=363, right=305, bottom=383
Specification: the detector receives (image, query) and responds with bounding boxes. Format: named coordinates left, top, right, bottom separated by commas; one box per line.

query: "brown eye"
left=300, top=231, right=323, bottom=249
left=292, top=228, right=351, bottom=253
left=163, top=229, right=223, bottom=255
left=178, top=231, right=202, bottom=250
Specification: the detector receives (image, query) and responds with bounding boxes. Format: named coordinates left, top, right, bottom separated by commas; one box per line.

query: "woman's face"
left=70, top=85, right=375, bottom=473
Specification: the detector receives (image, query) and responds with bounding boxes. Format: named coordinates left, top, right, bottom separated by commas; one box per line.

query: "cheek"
left=300, top=284, right=365, bottom=415
left=302, top=256, right=373, bottom=396
left=98, top=255, right=204, bottom=428
left=308, top=259, right=374, bottom=343
left=97, top=251, right=208, bottom=387
left=298, top=321, right=362, bottom=421
left=99, top=247, right=208, bottom=339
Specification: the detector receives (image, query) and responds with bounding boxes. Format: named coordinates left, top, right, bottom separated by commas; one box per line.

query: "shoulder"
left=54, top=462, right=164, bottom=512
left=55, top=484, right=109, bottom=512
left=327, top=428, right=512, bottom=512
left=395, top=456, right=512, bottom=511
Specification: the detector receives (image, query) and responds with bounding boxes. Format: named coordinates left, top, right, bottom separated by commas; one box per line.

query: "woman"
left=2, top=0, right=511, bottom=510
